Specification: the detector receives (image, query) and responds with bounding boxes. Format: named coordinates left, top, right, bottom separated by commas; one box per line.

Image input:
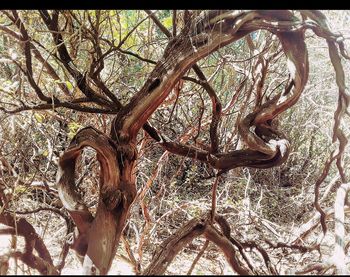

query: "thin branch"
left=186, top=240, right=209, bottom=275
left=145, top=10, right=172, bottom=38
left=331, top=183, right=350, bottom=274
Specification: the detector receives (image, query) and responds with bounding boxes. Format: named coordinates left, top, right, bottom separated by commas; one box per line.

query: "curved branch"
left=114, top=11, right=254, bottom=141
left=112, top=11, right=310, bottom=181
left=143, top=217, right=207, bottom=275
left=186, top=240, right=210, bottom=275
left=0, top=23, right=70, bottom=96
left=204, top=224, right=251, bottom=275
left=0, top=212, right=58, bottom=274
left=57, top=126, right=119, bottom=234
left=10, top=11, right=52, bottom=103
left=0, top=100, right=118, bottom=114
left=144, top=213, right=253, bottom=275
left=192, top=65, right=222, bottom=154
left=57, top=126, right=136, bottom=274
left=38, top=10, right=114, bottom=109
left=145, top=125, right=289, bottom=172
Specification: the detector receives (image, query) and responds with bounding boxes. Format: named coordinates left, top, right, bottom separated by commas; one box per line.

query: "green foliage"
left=162, top=16, right=172, bottom=29
left=65, top=81, right=73, bottom=91
left=34, top=113, right=44, bottom=123
left=68, top=121, right=82, bottom=139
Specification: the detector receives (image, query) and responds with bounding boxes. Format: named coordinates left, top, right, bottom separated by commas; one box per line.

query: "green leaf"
left=65, top=81, right=73, bottom=91
left=14, top=185, right=27, bottom=195
left=68, top=121, right=82, bottom=139
left=34, top=113, right=44, bottom=123
left=162, top=16, right=172, bottom=29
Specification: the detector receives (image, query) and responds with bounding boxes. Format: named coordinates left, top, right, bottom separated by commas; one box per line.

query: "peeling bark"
left=143, top=217, right=207, bottom=275
left=57, top=127, right=137, bottom=274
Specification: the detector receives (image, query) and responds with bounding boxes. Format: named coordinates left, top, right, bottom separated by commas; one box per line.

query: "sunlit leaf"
left=162, top=16, right=172, bottom=29
left=68, top=121, right=82, bottom=139
left=65, top=81, right=73, bottom=91
left=34, top=113, right=44, bottom=123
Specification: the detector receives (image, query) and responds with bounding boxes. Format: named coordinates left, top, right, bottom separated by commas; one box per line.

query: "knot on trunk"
left=57, top=127, right=137, bottom=274
left=101, top=188, right=122, bottom=211
left=117, top=143, right=137, bottom=161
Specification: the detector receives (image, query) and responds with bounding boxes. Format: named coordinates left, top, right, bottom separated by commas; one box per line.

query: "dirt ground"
left=0, top=230, right=236, bottom=275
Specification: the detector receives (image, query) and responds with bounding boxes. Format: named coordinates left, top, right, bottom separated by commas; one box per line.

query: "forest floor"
left=0, top=232, right=236, bottom=275
left=0, top=172, right=339, bottom=275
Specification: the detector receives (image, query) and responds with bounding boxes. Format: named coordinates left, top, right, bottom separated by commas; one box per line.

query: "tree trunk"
left=57, top=127, right=137, bottom=274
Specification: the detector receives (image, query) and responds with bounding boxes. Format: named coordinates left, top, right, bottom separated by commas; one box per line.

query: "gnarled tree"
left=0, top=10, right=349, bottom=275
